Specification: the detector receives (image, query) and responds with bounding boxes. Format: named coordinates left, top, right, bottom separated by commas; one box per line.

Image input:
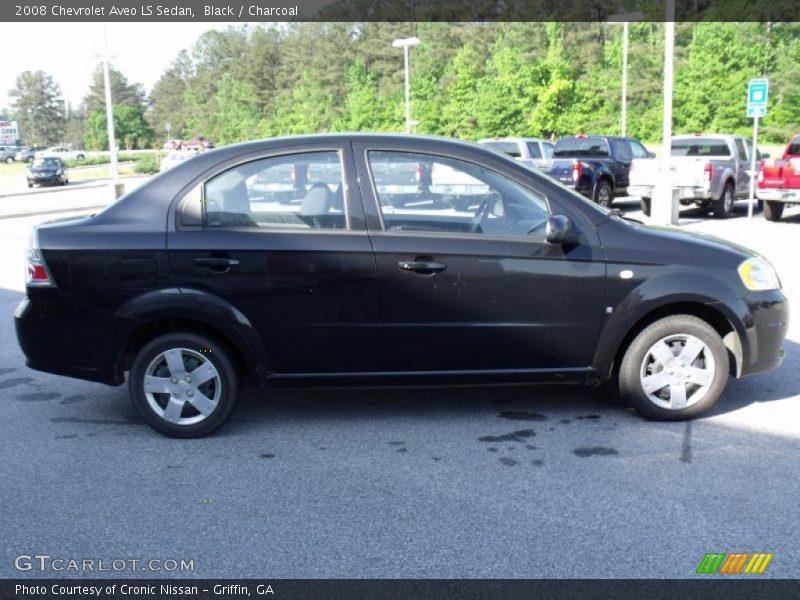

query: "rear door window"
left=734, top=139, right=748, bottom=161
left=203, top=151, right=347, bottom=230
left=526, top=142, right=542, bottom=159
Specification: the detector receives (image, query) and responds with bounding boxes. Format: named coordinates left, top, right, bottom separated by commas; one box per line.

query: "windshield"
left=554, top=137, right=609, bottom=158
left=32, top=158, right=59, bottom=168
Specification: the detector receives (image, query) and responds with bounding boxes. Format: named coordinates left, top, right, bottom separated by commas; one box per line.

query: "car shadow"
left=234, top=337, right=799, bottom=428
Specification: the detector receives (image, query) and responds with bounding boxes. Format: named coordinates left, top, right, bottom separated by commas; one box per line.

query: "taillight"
left=26, top=231, right=54, bottom=287
left=703, top=162, right=713, bottom=188
left=572, top=160, right=583, bottom=183
left=757, top=161, right=765, bottom=185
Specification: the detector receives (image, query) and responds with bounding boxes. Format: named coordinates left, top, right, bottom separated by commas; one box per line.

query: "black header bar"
left=2, top=0, right=799, bottom=22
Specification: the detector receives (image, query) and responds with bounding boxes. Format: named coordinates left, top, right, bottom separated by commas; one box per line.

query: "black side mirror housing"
left=761, top=152, right=770, bottom=159
left=546, top=214, right=578, bottom=245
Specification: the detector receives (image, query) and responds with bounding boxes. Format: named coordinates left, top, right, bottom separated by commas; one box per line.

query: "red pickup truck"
left=757, top=135, right=800, bottom=221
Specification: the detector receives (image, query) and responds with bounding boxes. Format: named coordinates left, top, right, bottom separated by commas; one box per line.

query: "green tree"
left=83, top=64, right=148, bottom=114
left=84, top=105, right=152, bottom=150
left=9, top=71, right=66, bottom=145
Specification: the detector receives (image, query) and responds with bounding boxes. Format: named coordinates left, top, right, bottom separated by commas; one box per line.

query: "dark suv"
left=15, top=134, right=788, bottom=437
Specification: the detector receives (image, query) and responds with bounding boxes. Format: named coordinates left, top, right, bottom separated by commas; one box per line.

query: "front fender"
left=592, top=270, right=750, bottom=377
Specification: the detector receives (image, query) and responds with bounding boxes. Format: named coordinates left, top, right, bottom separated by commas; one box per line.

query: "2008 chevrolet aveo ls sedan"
left=15, top=134, right=788, bottom=437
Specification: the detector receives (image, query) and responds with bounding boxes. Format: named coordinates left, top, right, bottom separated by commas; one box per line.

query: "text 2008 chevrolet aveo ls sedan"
left=15, top=134, right=788, bottom=437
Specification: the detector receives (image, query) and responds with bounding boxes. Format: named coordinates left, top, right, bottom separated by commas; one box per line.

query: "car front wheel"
left=129, top=333, right=239, bottom=437
left=618, top=315, right=729, bottom=420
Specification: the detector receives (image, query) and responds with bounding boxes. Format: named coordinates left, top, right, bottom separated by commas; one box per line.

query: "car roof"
left=477, top=137, right=550, bottom=144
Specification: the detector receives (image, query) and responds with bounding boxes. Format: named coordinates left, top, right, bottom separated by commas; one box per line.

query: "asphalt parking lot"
left=0, top=191, right=798, bottom=579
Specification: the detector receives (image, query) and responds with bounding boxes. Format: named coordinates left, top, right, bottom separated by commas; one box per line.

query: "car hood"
left=598, top=217, right=758, bottom=269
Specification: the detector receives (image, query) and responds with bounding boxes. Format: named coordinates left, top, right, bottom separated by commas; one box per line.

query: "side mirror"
left=647, top=151, right=656, bottom=158
left=761, top=152, right=770, bottom=159
left=546, top=214, right=578, bottom=245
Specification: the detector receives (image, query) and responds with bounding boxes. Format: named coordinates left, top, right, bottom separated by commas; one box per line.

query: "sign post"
left=747, top=78, right=768, bottom=224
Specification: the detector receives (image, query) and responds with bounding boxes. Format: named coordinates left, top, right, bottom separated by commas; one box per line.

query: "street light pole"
left=392, top=37, right=420, bottom=134
left=621, top=22, right=629, bottom=137
left=102, top=23, right=118, bottom=181
left=608, top=12, right=643, bottom=137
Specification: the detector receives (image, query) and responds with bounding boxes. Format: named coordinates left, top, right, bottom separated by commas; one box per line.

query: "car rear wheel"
left=713, top=181, right=735, bottom=219
left=618, top=315, right=729, bottom=420
left=593, top=180, right=613, bottom=207
left=129, top=333, right=239, bottom=437
left=763, top=201, right=784, bottom=222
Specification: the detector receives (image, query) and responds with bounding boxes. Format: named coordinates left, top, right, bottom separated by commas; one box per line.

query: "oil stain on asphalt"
left=17, top=392, right=61, bottom=402
left=0, top=377, right=33, bottom=389
left=573, top=447, right=618, bottom=458
left=478, top=429, right=536, bottom=443
left=498, top=411, right=547, bottom=421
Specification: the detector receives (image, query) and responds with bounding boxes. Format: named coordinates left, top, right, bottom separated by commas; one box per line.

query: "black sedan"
left=15, top=134, right=788, bottom=437
left=26, top=156, right=68, bottom=187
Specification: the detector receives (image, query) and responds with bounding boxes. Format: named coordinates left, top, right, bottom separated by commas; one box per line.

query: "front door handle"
left=398, top=260, right=447, bottom=275
left=194, top=257, right=240, bottom=272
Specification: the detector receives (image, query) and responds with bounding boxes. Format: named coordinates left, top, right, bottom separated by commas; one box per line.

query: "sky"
left=0, top=22, right=240, bottom=111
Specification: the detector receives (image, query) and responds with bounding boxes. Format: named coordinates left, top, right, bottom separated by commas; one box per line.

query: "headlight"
left=738, top=257, right=781, bottom=291
left=55, top=169, right=62, bottom=175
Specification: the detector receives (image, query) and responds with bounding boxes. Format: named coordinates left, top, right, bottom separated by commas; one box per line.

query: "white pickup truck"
left=629, top=134, right=758, bottom=219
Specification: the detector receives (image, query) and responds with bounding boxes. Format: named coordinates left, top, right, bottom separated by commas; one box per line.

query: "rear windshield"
left=554, top=137, right=609, bottom=158
left=671, top=138, right=731, bottom=157
left=483, top=141, right=521, bottom=158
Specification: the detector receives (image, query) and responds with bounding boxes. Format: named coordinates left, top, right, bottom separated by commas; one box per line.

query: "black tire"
left=129, top=332, right=240, bottom=438
left=593, top=180, right=613, bottom=208
left=5, top=157, right=13, bottom=164
left=618, top=315, right=729, bottom=421
left=712, top=181, right=735, bottom=219
left=640, top=197, right=651, bottom=217
left=763, top=201, right=784, bottom=222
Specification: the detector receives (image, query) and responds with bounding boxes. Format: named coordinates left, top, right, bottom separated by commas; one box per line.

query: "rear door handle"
left=194, top=257, right=240, bottom=272
left=398, top=260, right=447, bottom=274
